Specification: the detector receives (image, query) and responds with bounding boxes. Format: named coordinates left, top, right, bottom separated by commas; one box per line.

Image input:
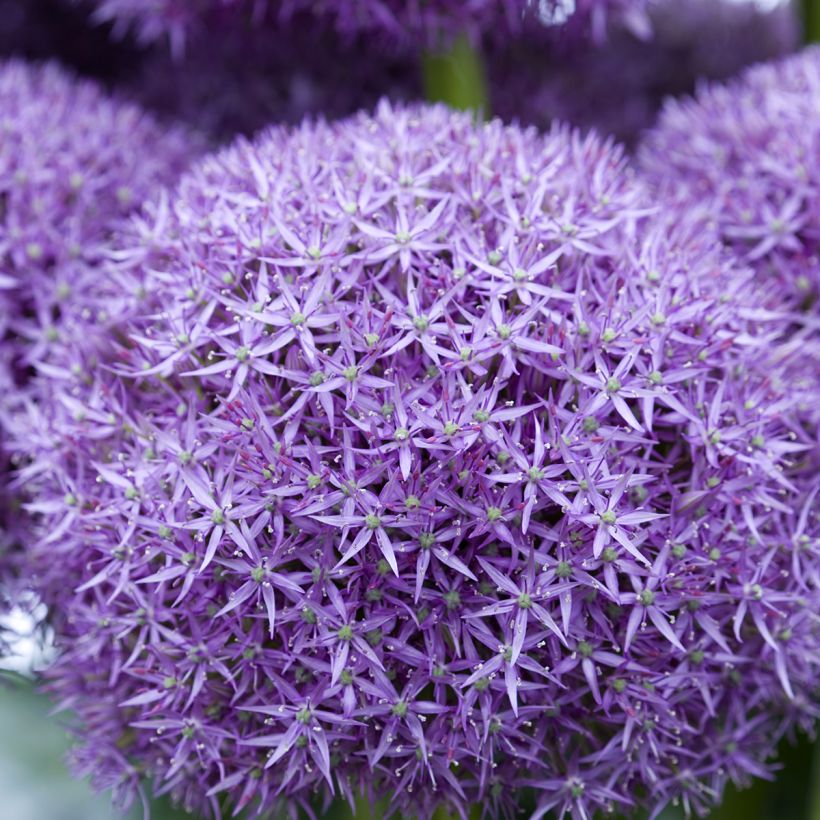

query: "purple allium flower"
left=90, top=0, right=649, bottom=51
left=0, top=59, right=194, bottom=651
left=490, top=0, right=800, bottom=147
left=7, top=103, right=818, bottom=818
left=639, top=46, right=820, bottom=310
left=0, top=59, right=193, bottom=386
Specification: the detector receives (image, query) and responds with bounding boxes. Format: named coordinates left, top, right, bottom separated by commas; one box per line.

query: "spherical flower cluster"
left=91, top=0, right=649, bottom=50
left=9, top=104, right=818, bottom=818
left=0, top=59, right=192, bottom=389
left=0, top=59, right=193, bottom=631
left=639, top=46, right=820, bottom=311
left=490, top=0, right=799, bottom=146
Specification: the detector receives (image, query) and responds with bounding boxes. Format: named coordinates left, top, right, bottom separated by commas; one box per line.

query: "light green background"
left=0, top=677, right=817, bottom=820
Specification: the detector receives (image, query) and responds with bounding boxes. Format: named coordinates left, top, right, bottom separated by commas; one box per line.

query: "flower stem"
left=804, top=0, right=820, bottom=42
left=809, top=737, right=820, bottom=820
left=422, top=33, right=490, bottom=116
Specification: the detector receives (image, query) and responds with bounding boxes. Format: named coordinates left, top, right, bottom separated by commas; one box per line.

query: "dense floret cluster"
left=91, top=0, right=649, bottom=50
left=0, top=60, right=192, bottom=385
left=0, top=60, right=193, bottom=636
left=7, top=104, right=817, bottom=818
left=639, top=47, right=820, bottom=311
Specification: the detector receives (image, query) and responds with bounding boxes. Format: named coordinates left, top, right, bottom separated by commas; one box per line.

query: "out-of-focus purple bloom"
left=639, top=46, right=820, bottom=311
left=90, top=0, right=650, bottom=51
left=128, top=19, right=421, bottom=142
left=0, top=59, right=193, bottom=386
left=490, top=0, right=800, bottom=147
left=0, top=59, right=194, bottom=650
left=312, top=0, right=653, bottom=47
left=120, top=0, right=798, bottom=148
left=6, top=103, right=818, bottom=818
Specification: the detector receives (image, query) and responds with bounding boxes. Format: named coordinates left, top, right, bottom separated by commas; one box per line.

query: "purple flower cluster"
left=0, top=59, right=193, bottom=634
left=0, top=59, right=192, bottom=388
left=639, top=46, right=820, bottom=311
left=90, top=0, right=649, bottom=50
left=8, top=103, right=817, bottom=818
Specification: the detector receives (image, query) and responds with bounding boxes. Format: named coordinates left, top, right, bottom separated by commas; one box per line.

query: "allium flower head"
left=92, top=0, right=649, bottom=50
left=0, top=59, right=192, bottom=385
left=0, top=59, right=193, bottom=643
left=9, top=103, right=818, bottom=818
left=639, top=46, right=820, bottom=310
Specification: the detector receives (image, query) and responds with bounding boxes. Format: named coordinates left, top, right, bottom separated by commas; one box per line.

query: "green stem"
left=351, top=795, right=388, bottom=820
left=809, top=737, right=820, bottom=820
left=804, top=0, right=820, bottom=43
left=422, top=33, right=490, bottom=117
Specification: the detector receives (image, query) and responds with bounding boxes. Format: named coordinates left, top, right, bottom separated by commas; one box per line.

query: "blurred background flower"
left=85, top=0, right=651, bottom=51
left=640, top=46, right=819, bottom=307
left=0, top=0, right=801, bottom=145
left=490, top=0, right=800, bottom=145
